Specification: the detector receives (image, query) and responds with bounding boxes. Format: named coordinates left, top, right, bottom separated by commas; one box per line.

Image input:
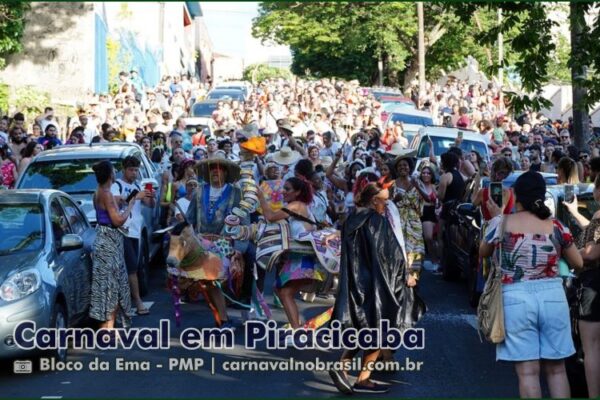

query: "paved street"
left=0, top=266, right=520, bottom=398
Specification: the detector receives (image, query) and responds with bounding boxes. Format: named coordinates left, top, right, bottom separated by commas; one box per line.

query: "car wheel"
left=50, top=303, right=68, bottom=362
left=137, top=238, right=149, bottom=297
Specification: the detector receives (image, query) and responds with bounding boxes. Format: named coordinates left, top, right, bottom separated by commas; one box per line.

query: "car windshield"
left=417, top=135, right=488, bottom=159
left=19, top=159, right=123, bottom=194
left=191, top=102, right=218, bottom=117
left=372, top=91, right=402, bottom=100
left=389, top=113, right=433, bottom=126
left=207, top=91, right=244, bottom=101
left=0, top=204, right=44, bottom=255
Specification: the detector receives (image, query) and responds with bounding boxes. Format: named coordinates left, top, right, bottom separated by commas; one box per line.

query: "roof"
left=388, top=107, right=432, bottom=118
left=417, top=126, right=481, bottom=141
left=0, top=189, right=60, bottom=204
left=33, top=143, right=143, bottom=162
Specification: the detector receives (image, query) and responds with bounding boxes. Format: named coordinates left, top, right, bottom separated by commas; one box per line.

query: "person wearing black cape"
left=329, top=180, right=426, bottom=394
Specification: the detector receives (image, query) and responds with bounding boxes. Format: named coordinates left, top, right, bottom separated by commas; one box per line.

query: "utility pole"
left=570, top=2, right=590, bottom=150
left=378, top=57, right=383, bottom=87
left=498, top=8, right=504, bottom=112
left=417, top=2, right=425, bottom=103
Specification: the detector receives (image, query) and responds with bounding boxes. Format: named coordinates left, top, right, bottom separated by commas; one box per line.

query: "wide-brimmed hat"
left=238, top=123, right=259, bottom=139
left=387, top=143, right=417, bottom=158
left=213, top=125, right=237, bottom=136
left=240, top=136, right=267, bottom=155
left=271, top=146, right=301, bottom=166
left=277, top=119, right=294, bottom=134
left=196, top=152, right=241, bottom=183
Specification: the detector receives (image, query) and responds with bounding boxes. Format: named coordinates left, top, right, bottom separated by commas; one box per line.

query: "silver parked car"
left=16, top=143, right=163, bottom=296
left=0, top=189, right=95, bottom=360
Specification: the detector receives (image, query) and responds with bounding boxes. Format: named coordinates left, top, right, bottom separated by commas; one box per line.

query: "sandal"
left=136, top=307, right=150, bottom=316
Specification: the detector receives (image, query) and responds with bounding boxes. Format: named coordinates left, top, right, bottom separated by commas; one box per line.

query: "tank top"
left=481, top=187, right=515, bottom=221
left=443, top=169, right=465, bottom=203
left=93, top=193, right=115, bottom=227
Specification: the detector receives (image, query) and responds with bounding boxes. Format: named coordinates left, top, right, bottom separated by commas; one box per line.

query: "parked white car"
left=409, top=126, right=490, bottom=172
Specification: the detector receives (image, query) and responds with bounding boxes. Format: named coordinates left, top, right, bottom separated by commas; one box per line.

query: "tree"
left=242, top=63, right=292, bottom=84
left=252, top=2, right=521, bottom=89
left=0, top=1, right=30, bottom=69
left=252, top=2, right=416, bottom=86
left=449, top=2, right=600, bottom=146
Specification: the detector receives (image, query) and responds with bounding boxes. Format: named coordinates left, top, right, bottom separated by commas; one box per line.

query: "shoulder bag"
left=477, top=215, right=507, bottom=344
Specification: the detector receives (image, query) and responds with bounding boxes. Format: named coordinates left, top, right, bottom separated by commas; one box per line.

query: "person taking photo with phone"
left=111, top=156, right=156, bottom=315
left=90, top=161, right=146, bottom=329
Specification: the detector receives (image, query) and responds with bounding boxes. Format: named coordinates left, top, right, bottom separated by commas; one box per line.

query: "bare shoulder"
left=287, top=201, right=308, bottom=216
left=505, top=213, right=553, bottom=233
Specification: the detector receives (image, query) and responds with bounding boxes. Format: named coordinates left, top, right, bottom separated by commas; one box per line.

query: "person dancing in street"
left=329, top=179, right=425, bottom=394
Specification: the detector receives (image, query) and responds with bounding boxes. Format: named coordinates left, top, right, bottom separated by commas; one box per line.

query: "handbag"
left=477, top=215, right=507, bottom=344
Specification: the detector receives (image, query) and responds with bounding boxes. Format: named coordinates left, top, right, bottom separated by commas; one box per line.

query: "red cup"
left=145, top=183, right=153, bottom=192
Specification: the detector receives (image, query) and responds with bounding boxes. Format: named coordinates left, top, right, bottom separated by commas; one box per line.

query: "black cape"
left=332, top=208, right=426, bottom=330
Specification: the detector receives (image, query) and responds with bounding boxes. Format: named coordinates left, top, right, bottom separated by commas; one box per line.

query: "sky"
left=201, top=2, right=290, bottom=65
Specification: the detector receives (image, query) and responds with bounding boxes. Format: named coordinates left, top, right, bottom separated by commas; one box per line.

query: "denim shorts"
left=496, top=278, right=575, bottom=362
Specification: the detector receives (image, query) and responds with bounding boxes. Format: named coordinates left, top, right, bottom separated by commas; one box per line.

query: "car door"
left=49, top=197, right=80, bottom=325
left=58, top=195, right=92, bottom=320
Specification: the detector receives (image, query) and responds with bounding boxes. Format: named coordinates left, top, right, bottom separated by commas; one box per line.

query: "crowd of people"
left=1, top=72, right=599, bottom=397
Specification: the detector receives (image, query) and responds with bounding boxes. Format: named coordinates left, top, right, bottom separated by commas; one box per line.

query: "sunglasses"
left=503, top=153, right=512, bottom=157
left=561, top=136, right=570, bottom=140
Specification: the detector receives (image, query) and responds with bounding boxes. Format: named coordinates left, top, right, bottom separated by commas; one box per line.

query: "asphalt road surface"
left=0, top=265, right=521, bottom=398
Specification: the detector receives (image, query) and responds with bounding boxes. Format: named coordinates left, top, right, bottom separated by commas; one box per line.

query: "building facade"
left=0, top=1, right=213, bottom=104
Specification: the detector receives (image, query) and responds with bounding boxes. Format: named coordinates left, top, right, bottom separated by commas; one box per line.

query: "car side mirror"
left=58, top=234, right=83, bottom=252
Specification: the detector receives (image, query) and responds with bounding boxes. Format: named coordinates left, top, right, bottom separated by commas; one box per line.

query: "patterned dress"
left=392, top=184, right=425, bottom=270
left=89, top=225, right=131, bottom=327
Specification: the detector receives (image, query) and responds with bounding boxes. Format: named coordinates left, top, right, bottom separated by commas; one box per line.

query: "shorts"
left=420, top=205, right=438, bottom=223
left=123, top=237, right=139, bottom=274
left=496, top=278, right=575, bottom=362
left=576, top=268, right=600, bottom=322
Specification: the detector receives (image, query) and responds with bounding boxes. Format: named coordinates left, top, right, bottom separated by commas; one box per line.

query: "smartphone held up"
left=490, top=182, right=503, bottom=208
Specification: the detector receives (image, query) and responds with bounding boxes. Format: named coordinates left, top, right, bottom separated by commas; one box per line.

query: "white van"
left=409, top=126, right=490, bottom=171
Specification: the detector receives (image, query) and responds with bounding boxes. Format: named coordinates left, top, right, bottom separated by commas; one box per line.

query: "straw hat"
left=271, top=146, right=301, bottom=166
left=196, top=152, right=241, bottom=183
left=238, top=123, right=259, bottom=138
left=276, top=119, right=294, bottom=135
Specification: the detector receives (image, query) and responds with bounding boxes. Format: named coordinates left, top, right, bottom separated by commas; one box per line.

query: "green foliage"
left=106, top=37, right=132, bottom=95
left=252, top=2, right=526, bottom=88
left=253, top=2, right=416, bottom=86
left=0, top=1, right=30, bottom=69
left=450, top=2, right=600, bottom=114
left=12, top=85, right=50, bottom=121
left=547, top=33, right=572, bottom=84
left=243, top=63, right=291, bottom=84
left=0, top=82, right=8, bottom=113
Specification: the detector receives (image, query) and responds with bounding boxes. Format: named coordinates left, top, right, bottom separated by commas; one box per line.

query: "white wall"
left=0, top=2, right=96, bottom=104
left=213, top=55, right=244, bottom=82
